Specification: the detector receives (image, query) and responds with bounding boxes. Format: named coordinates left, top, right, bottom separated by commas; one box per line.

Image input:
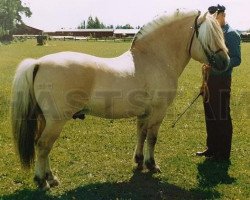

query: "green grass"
left=0, top=40, right=249, bottom=199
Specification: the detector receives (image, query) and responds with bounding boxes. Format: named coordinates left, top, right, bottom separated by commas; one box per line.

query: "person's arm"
left=226, top=31, right=241, bottom=68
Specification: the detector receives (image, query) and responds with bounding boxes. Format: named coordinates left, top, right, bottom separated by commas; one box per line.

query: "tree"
left=82, top=16, right=106, bottom=29
left=94, top=17, right=101, bottom=28
left=86, top=16, right=95, bottom=29
left=95, top=17, right=105, bottom=29
left=78, top=20, right=86, bottom=29
left=0, top=0, right=32, bottom=37
left=106, top=25, right=114, bottom=29
left=116, top=24, right=134, bottom=29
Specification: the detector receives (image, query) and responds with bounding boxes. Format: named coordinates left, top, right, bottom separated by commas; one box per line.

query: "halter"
left=188, top=11, right=201, bottom=55
left=188, top=11, right=223, bottom=68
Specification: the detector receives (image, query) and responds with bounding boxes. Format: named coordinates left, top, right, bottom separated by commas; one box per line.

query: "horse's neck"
left=131, top=16, right=194, bottom=78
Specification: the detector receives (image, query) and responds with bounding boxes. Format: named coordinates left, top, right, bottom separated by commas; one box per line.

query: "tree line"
left=0, top=0, right=31, bottom=39
left=0, top=1, right=138, bottom=42
left=0, top=1, right=249, bottom=41
left=78, top=16, right=140, bottom=29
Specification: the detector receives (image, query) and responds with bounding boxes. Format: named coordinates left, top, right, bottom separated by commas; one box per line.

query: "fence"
left=241, top=34, right=250, bottom=42
left=13, top=35, right=133, bottom=42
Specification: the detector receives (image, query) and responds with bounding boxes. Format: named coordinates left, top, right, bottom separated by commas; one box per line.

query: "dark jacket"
left=211, top=23, right=241, bottom=76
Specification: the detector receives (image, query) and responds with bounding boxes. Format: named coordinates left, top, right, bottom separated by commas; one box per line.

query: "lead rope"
left=200, top=64, right=211, bottom=103
left=171, top=64, right=211, bottom=128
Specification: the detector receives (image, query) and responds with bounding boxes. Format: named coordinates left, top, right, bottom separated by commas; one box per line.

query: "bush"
left=0, top=35, right=13, bottom=44
left=36, top=35, right=48, bottom=45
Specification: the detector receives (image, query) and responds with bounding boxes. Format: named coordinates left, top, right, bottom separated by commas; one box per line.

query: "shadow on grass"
left=1, top=170, right=223, bottom=200
left=190, top=158, right=236, bottom=197
left=197, top=159, right=236, bottom=187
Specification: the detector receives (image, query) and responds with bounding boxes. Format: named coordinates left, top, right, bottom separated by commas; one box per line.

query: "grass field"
left=0, top=40, right=249, bottom=200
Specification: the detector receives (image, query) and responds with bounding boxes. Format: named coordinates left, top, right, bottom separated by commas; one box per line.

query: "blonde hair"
left=198, top=14, right=228, bottom=53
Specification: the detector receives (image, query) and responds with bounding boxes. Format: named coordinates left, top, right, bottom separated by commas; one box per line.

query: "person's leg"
left=204, top=101, right=218, bottom=155
left=216, top=77, right=232, bottom=159
left=197, top=76, right=221, bottom=157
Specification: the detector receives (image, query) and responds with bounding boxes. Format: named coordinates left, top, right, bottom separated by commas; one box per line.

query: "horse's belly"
left=85, top=87, right=177, bottom=119
left=87, top=98, right=146, bottom=119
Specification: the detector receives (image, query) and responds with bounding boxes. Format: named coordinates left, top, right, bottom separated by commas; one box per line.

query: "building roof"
left=114, top=29, right=140, bottom=34
left=241, top=31, right=250, bottom=35
left=53, top=28, right=114, bottom=32
left=14, top=24, right=43, bottom=35
left=46, top=28, right=140, bottom=34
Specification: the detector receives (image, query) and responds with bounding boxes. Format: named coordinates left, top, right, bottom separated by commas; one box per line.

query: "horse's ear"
left=197, top=11, right=208, bottom=25
left=212, top=11, right=218, bottom=18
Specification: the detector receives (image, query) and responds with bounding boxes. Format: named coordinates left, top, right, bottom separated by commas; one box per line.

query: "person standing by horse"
left=196, top=5, right=241, bottom=160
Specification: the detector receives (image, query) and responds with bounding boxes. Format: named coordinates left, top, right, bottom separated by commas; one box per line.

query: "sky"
left=21, top=0, right=250, bottom=31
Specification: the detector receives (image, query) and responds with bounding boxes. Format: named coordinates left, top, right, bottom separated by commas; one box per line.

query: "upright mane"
left=132, top=9, right=198, bottom=46
left=131, top=9, right=228, bottom=54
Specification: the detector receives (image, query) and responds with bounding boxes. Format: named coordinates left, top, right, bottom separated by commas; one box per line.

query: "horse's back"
left=33, top=51, right=142, bottom=120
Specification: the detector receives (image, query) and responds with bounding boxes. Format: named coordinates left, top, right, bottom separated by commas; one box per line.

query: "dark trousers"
left=203, top=75, right=232, bottom=159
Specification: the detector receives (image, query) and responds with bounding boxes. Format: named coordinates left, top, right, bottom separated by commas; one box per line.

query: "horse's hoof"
left=34, top=176, right=50, bottom=191
left=41, top=182, right=51, bottom=191
left=133, top=164, right=144, bottom=172
left=146, top=164, right=161, bottom=173
left=145, top=159, right=161, bottom=173
left=48, top=176, right=60, bottom=188
left=133, top=154, right=144, bottom=172
left=149, top=165, right=162, bottom=173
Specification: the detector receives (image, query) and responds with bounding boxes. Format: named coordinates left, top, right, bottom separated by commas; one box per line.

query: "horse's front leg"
left=144, top=123, right=162, bottom=173
left=144, top=108, right=166, bottom=173
left=134, top=116, right=148, bottom=171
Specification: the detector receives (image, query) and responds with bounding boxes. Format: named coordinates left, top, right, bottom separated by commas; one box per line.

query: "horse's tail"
left=11, top=59, right=43, bottom=169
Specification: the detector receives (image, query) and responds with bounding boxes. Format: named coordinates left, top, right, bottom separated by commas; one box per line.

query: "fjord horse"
left=11, top=9, right=229, bottom=190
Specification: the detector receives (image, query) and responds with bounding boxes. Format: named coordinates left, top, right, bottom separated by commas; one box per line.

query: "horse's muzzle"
left=209, top=52, right=230, bottom=73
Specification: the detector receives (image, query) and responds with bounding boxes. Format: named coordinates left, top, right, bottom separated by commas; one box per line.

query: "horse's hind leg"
left=44, top=156, right=60, bottom=187
left=36, top=116, right=59, bottom=187
left=34, top=120, right=65, bottom=190
left=134, top=116, right=148, bottom=171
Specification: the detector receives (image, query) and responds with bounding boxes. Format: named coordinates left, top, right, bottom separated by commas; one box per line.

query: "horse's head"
left=189, top=11, right=230, bottom=73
